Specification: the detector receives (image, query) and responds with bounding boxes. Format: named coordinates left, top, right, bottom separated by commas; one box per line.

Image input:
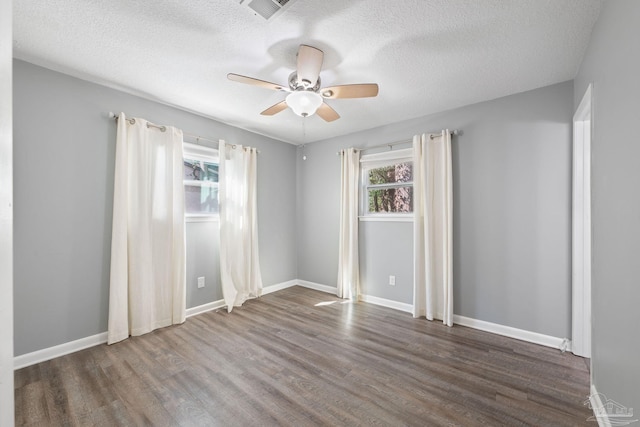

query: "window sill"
left=185, top=215, right=219, bottom=223
left=359, top=215, right=414, bottom=223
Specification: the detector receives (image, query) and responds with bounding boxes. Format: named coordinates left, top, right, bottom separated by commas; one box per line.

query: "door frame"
left=0, top=0, right=14, bottom=422
left=572, top=84, right=593, bottom=358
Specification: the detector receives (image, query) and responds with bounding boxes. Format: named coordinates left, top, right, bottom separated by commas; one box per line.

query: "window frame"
left=359, top=148, right=414, bottom=222
left=183, top=142, right=219, bottom=222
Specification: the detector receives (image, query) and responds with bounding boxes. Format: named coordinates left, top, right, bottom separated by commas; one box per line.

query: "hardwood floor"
left=15, top=286, right=592, bottom=426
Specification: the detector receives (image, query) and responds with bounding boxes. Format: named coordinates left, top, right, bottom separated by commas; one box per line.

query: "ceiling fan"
left=227, top=44, right=379, bottom=122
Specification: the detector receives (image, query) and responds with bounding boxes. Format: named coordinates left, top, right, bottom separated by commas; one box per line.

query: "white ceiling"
left=13, top=0, right=603, bottom=144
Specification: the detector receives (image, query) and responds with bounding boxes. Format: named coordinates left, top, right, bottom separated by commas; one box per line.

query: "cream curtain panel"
left=413, top=131, right=453, bottom=326
left=337, top=148, right=360, bottom=299
left=219, top=140, right=263, bottom=311
left=108, top=113, right=186, bottom=344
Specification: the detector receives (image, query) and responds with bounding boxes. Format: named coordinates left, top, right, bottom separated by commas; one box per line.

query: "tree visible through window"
left=183, top=143, right=219, bottom=217
left=366, top=162, right=413, bottom=213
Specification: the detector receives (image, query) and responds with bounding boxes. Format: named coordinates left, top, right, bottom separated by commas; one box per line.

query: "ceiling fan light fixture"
left=228, top=44, right=378, bottom=122
left=286, top=90, right=323, bottom=117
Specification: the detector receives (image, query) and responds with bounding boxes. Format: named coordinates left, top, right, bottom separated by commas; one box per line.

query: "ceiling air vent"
left=240, top=0, right=295, bottom=20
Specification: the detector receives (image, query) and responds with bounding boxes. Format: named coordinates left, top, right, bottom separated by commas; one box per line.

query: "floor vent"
left=241, top=0, right=295, bottom=20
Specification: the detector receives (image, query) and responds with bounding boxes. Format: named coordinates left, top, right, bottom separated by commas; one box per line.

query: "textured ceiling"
left=13, top=0, right=603, bottom=144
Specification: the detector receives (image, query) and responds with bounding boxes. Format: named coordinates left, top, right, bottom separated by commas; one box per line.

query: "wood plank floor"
left=15, top=286, right=592, bottom=426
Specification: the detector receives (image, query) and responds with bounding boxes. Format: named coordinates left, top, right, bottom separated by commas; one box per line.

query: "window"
left=366, top=162, right=413, bottom=213
left=360, top=148, right=413, bottom=220
left=183, top=142, right=219, bottom=219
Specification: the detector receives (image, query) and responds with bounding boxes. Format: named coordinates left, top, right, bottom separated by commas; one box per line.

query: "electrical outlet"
left=389, top=275, right=396, bottom=286
left=197, top=276, right=205, bottom=288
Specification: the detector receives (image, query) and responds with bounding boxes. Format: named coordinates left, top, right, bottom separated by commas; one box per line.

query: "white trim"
left=359, top=215, right=413, bottom=222
left=261, top=280, right=298, bottom=295
left=13, top=282, right=570, bottom=371
left=453, top=315, right=569, bottom=350
left=359, top=294, right=413, bottom=313
left=360, top=148, right=413, bottom=163
left=297, top=280, right=337, bottom=294
left=572, top=83, right=593, bottom=358
left=186, top=299, right=226, bottom=318
left=14, top=332, right=108, bottom=370
left=183, top=141, right=219, bottom=158
left=0, top=0, right=13, bottom=420
left=360, top=150, right=414, bottom=217
left=300, top=281, right=569, bottom=350
left=185, top=215, right=219, bottom=223
left=184, top=180, right=219, bottom=188
left=14, top=280, right=299, bottom=370
left=186, top=279, right=301, bottom=317
left=574, top=83, right=593, bottom=126
left=589, top=384, right=612, bottom=427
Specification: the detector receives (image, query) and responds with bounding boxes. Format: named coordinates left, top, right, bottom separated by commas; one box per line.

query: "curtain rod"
left=108, top=112, right=219, bottom=145
left=336, top=129, right=460, bottom=156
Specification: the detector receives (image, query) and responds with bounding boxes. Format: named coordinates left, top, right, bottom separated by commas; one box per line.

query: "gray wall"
left=0, top=0, right=14, bottom=422
left=186, top=221, right=222, bottom=308
left=574, top=0, right=640, bottom=413
left=13, top=60, right=297, bottom=356
left=359, top=222, right=413, bottom=304
left=298, top=81, right=574, bottom=338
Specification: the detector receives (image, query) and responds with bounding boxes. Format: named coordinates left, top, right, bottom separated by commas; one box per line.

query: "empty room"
left=2, top=0, right=639, bottom=425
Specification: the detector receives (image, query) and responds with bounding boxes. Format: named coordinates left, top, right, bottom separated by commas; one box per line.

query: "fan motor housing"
left=288, top=72, right=321, bottom=92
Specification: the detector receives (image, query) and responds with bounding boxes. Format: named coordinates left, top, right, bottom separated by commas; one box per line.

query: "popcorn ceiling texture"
left=13, top=0, right=603, bottom=144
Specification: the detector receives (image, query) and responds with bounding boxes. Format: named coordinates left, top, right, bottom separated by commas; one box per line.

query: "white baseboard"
left=14, top=280, right=569, bottom=370
left=586, top=383, right=639, bottom=427
left=262, top=279, right=298, bottom=295
left=298, top=281, right=568, bottom=351
left=187, top=279, right=301, bottom=317
left=588, top=384, right=611, bottom=427
left=452, top=314, right=568, bottom=350
left=295, top=281, right=414, bottom=314
left=297, top=280, right=337, bottom=294
left=14, top=332, right=108, bottom=370
left=14, top=279, right=300, bottom=370
left=186, top=299, right=226, bottom=318
left=359, top=294, right=413, bottom=313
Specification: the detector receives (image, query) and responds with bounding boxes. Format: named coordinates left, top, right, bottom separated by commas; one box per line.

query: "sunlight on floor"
left=314, top=300, right=355, bottom=307
left=314, top=301, right=337, bottom=307
left=313, top=300, right=355, bottom=328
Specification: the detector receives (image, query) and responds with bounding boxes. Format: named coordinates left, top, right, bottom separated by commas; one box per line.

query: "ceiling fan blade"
left=227, top=73, right=287, bottom=91
left=261, top=101, right=288, bottom=116
left=316, top=102, right=340, bottom=122
left=320, top=84, right=379, bottom=99
left=296, top=45, right=324, bottom=87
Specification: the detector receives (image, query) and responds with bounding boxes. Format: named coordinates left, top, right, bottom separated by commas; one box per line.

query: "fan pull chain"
left=303, top=116, right=307, bottom=142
